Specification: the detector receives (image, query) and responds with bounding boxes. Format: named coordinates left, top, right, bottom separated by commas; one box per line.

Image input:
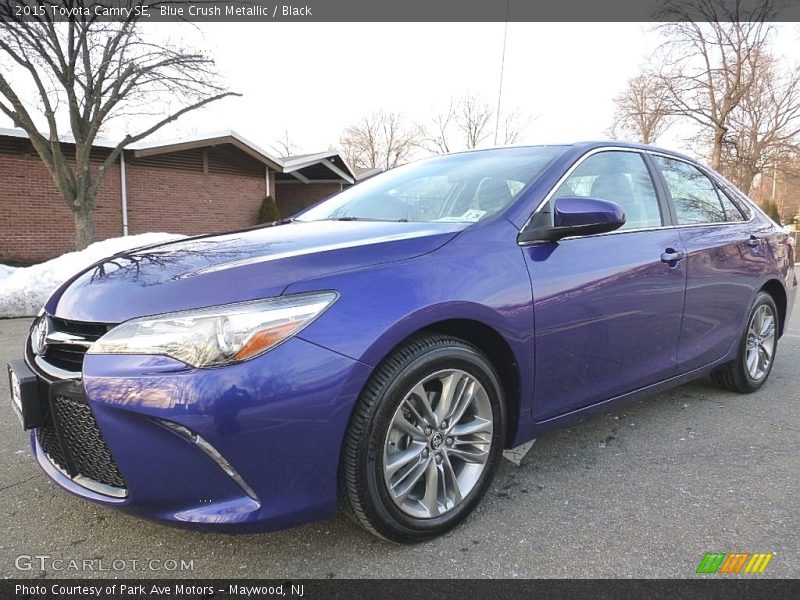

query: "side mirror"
left=518, top=196, right=626, bottom=243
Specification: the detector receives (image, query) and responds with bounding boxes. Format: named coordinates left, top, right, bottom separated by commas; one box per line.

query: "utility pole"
left=772, top=167, right=777, bottom=200
left=493, top=0, right=510, bottom=146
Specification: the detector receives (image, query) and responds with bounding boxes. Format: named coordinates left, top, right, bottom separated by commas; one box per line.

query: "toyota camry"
left=7, top=142, right=796, bottom=542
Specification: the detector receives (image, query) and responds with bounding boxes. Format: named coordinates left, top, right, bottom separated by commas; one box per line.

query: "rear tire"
left=339, top=333, right=506, bottom=543
left=712, top=291, right=779, bottom=393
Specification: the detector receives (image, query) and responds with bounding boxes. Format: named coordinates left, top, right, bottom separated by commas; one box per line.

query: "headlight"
left=87, top=292, right=338, bottom=368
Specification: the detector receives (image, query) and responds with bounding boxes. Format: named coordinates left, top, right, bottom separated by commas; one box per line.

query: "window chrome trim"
left=539, top=219, right=760, bottom=245
left=519, top=146, right=638, bottom=236
left=517, top=145, right=759, bottom=246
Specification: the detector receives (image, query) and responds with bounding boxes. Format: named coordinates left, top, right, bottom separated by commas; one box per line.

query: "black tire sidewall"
left=361, top=345, right=505, bottom=541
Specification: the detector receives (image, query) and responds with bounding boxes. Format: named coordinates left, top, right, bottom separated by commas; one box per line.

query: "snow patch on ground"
left=0, top=233, right=185, bottom=319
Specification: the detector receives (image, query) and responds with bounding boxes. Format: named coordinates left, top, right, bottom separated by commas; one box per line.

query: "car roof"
left=452, top=141, right=702, bottom=169
left=570, top=140, right=699, bottom=164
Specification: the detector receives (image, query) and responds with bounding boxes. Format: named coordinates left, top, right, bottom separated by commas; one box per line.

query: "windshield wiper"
left=329, top=216, right=412, bottom=222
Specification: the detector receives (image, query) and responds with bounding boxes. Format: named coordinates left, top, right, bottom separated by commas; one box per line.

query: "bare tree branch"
left=418, top=92, right=527, bottom=155
left=608, top=72, right=673, bottom=145
left=339, top=111, right=420, bottom=170
left=269, top=129, right=300, bottom=158
left=720, top=55, right=800, bottom=194
left=456, top=93, right=493, bottom=150
left=419, top=98, right=455, bottom=155
left=654, top=0, right=778, bottom=168
left=0, top=0, right=239, bottom=249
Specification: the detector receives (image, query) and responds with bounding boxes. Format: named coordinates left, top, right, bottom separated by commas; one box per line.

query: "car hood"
left=48, top=220, right=467, bottom=323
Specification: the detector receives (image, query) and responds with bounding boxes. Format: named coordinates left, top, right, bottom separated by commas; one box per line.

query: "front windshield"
left=297, top=146, right=567, bottom=223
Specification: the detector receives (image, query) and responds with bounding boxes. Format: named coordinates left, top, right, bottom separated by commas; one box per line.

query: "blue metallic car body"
left=25, top=142, right=797, bottom=532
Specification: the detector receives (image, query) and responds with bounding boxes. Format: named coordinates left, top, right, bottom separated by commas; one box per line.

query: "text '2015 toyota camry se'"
left=7, top=142, right=797, bottom=542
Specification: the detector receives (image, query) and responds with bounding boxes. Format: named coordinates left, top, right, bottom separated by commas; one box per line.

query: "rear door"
left=523, top=149, right=687, bottom=421
left=650, top=155, right=768, bottom=372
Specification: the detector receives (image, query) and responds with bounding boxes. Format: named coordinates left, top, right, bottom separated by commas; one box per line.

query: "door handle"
left=746, top=235, right=761, bottom=248
left=660, top=249, right=686, bottom=264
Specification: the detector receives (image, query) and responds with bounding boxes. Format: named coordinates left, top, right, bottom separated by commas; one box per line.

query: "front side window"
left=543, top=150, right=662, bottom=230
left=653, top=156, right=744, bottom=224
left=297, top=146, right=566, bottom=223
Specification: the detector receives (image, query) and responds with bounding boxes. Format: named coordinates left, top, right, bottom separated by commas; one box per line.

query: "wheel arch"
left=421, top=319, right=521, bottom=448
left=761, top=279, right=787, bottom=337
left=359, top=316, right=524, bottom=449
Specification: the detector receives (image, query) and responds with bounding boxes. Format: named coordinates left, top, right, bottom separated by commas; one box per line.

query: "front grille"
left=43, top=317, right=111, bottom=373
left=36, top=394, right=126, bottom=491
left=44, top=345, right=87, bottom=372
left=51, top=317, right=111, bottom=339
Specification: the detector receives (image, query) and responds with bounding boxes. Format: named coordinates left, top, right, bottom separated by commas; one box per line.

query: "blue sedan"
left=7, top=142, right=796, bottom=542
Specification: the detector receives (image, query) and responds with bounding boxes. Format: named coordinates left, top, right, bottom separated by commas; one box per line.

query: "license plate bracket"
left=7, top=360, right=45, bottom=430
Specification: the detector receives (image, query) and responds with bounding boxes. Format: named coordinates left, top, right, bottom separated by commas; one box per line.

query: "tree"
left=751, top=157, right=800, bottom=223
left=762, top=198, right=782, bottom=223
left=455, top=93, right=493, bottom=149
left=257, top=195, right=280, bottom=224
left=779, top=159, right=800, bottom=222
left=0, top=1, right=238, bottom=249
left=419, top=99, right=456, bottom=155
left=720, top=55, right=800, bottom=194
left=339, top=111, right=420, bottom=170
left=419, top=92, right=526, bottom=155
left=655, top=0, right=777, bottom=169
left=496, top=106, right=525, bottom=146
left=609, top=72, right=673, bottom=145
left=270, top=129, right=299, bottom=158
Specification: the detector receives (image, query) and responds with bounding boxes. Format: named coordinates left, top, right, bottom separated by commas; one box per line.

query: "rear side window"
left=653, top=156, right=744, bottom=224
left=549, top=151, right=663, bottom=230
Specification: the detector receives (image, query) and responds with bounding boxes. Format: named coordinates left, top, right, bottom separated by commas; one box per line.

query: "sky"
left=155, top=22, right=663, bottom=151
left=2, top=22, right=799, bottom=160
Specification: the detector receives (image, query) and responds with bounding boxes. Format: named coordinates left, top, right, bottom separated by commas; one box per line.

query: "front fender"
left=285, top=218, right=536, bottom=421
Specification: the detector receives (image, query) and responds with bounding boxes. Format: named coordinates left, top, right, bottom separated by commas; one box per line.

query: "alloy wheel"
left=382, top=369, right=493, bottom=519
left=745, top=304, right=776, bottom=381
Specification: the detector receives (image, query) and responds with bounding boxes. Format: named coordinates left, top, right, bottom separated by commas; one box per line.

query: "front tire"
left=339, top=333, right=506, bottom=543
left=712, top=291, right=779, bottom=393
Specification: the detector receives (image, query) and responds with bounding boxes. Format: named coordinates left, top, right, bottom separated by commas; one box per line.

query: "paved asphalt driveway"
left=0, top=294, right=798, bottom=579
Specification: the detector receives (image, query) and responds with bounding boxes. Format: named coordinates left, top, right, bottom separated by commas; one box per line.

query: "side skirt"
left=510, top=350, right=736, bottom=447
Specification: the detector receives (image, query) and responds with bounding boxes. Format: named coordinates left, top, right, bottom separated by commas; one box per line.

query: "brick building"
left=0, top=129, right=361, bottom=264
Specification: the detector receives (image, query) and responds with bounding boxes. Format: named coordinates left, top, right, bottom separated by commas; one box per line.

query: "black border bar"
left=4, top=579, right=800, bottom=600
left=2, top=0, right=800, bottom=23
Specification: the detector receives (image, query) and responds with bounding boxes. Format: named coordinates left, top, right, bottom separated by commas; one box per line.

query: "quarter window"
left=653, top=156, right=744, bottom=224
left=718, top=188, right=749, bottom=221
left=548, top=151, right=662, bottom=230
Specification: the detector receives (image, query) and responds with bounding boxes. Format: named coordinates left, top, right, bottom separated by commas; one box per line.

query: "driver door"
left=522, top=150, right=687, bottom=420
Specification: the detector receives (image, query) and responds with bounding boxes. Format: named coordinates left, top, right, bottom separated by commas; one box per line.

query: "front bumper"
left=27, top=337, right=372, bottom=532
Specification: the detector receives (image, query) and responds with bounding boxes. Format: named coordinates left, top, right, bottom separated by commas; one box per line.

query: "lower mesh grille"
left=36, top=395, right=126, bottom=490
left=36, top=423, right=68, bottom=472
